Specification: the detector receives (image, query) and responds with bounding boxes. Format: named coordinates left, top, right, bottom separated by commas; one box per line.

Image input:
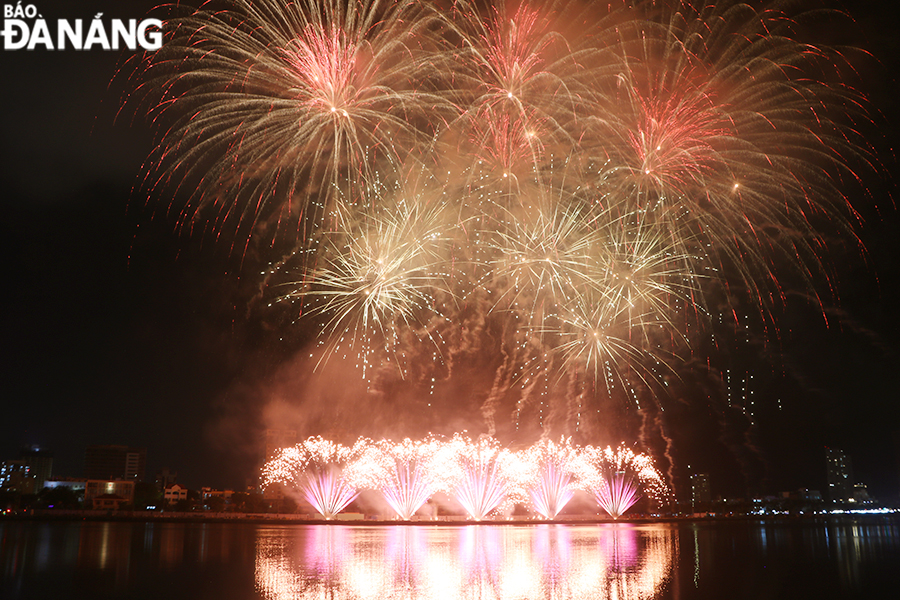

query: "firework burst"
left=139, top=0, right=879, bottom=442
left=438, top=435, right=522, bottom=520
left=268, top=170, right=454, bottom=377
left=137, top=0, right=449, bottom=246
left=583, top=0, right=873, bottom=318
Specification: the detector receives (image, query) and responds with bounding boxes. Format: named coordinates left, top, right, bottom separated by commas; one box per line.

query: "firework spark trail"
left=594, top=472, right=641, bottom=519
left=440, top=435, right=521, bottom=520
left=139, top=0, right=879, bottom=437
left=136, top=0, right=450, bottom=248
left=264, top=436, right=669, bottom=519
left=262, top=437, right=362, bottom=518
left=268, top=170, right=456, bottom=377
left=522, top=439, right=577, bottom=519
left=344, top=438, right=440, bottom=520
left=578, top=444, right=671, bottom=519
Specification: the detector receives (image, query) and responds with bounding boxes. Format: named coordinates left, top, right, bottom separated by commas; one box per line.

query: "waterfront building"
left=825, top=447, right=854, bottom=502
left=84, top=445, right=146, bottom=481
left=797, top=488, right=823, bottom=502
left=155, top=467, right=178, bottom=493
left=851, top=483, right=872, bottom=504
left=201, top=487, right=234, bottom=502
left=164, top=483, right=189, bottom=505
left=0, top=460, right=32, bottom=493
left=18, top=446, right=53, bottom=490
left=691, top=473, right=712, bottom=508
left=92, top=494, right=130, bottom=510
left=84, top=479, right=135, bottom=508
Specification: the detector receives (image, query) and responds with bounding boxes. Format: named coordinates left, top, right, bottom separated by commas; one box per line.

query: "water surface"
left=1, top=517, right=897, bottom=599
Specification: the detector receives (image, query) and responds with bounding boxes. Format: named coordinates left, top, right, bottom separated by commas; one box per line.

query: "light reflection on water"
left=2, top=517, right=899, bottom=599
left=255, top=524, right=677, bottom=600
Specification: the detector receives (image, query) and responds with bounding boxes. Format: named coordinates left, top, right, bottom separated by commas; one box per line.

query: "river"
left=2, top=516, right=898, bottom=599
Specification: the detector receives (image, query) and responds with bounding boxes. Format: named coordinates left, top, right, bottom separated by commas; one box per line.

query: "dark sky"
left=2, top=0, right=899, bottom=500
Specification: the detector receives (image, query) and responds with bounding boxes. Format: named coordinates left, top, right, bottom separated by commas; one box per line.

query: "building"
left=155, top=467, right=178, bottom=492
left=825, top=447, right=854, bottom=502
left=44, top=478, right=87, bottom=492
left=18, top=447, right=53, bottom=490
left=201, top=487, right=235, bottom=509
left=201, top=487, right=234, bottom=501
left=164, top=483, right=189, bottom=505
left=691, top=473, right=711, bottom=508
left=84, top=445, right=146, bottom=482
left=92, top=494, right=130, bottom=510
left=84, top=479, right=135, bottom=509
left=797, top=488, right=822, bottom=502
left=723, top=368, right=756, bottom=423
left=851, top=483, right=872, bottom=504
left=0, top=460, right=33, bottom=493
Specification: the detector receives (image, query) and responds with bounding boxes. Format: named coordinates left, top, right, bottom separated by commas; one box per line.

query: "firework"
left=262, top=437, right=362, bottom=518
left=578, top=444, right=670, bottom=519
left=593, top=472, right=641, bottom=520
left=302, top=468, right=360, bottom=519
left=269, top=171, right=454, bottom=377
left=445, top=0, right=627, bottom=167
left=486, top=194, right=598, bottom=321
left=522, top=438, right=578, bottom=519
left=264, top=436, right=670, bottom=520
left=439, top=435, right=520, bottom=521
left=581, top=0, right=872, bottom=318
left=140, top=0, right=876, bottom=438
left=344, top=438, right=441, bottom=520
left=137, top=0, right=449, bottom=246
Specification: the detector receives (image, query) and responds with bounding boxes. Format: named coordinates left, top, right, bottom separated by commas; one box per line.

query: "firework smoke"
left=139, top=0, right=879, bottom=470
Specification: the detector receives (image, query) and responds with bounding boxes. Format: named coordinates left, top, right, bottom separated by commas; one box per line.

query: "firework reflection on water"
left=255, top=523, right=677, bottom=600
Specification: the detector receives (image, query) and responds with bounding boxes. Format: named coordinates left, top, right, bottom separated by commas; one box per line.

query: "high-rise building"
left=852, top=483, right=871, bottom=504
left=19, top=446, right=53, bottom=490
left=691, top=473, right=711, bottom=508
left=0, top=460, right=33, bottom=493
left=825, top=446, right=854, bottom=502
left=84, top=445, right=146, bottom=482
left=155, top=467, right=178, bottom=493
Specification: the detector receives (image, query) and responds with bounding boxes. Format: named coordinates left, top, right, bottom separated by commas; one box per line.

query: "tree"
left=36, top=486, right=82, bottom=509
left=133, top=482, right=161, bottom=510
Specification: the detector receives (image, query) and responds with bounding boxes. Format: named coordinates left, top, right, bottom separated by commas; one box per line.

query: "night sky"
left=2, top=0, right=899, bottom=501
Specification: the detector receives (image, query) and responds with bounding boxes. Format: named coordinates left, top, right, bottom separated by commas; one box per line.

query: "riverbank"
left=3, top=508, right=896, bottom=525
